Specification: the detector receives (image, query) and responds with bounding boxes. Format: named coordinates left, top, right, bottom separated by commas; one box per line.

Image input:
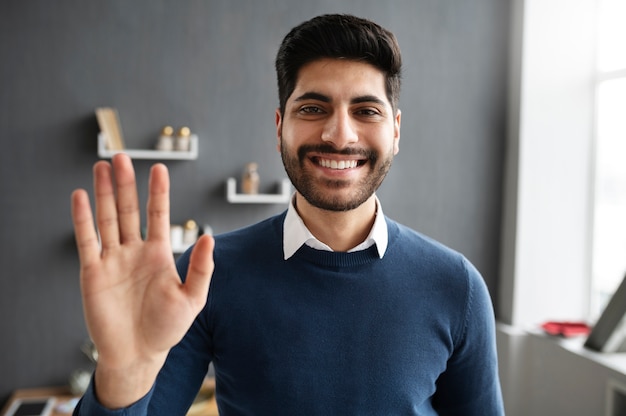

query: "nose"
left=320, top=111, right=358, bottom=148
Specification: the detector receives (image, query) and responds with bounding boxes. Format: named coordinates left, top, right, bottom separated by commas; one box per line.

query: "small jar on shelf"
left=156, top=126, right=175, bottom=151
left=175, top=127, right=192, bottom=151
left=183, top=219, right=199, bottom=245
left=241, top=162, right=260, bottom=194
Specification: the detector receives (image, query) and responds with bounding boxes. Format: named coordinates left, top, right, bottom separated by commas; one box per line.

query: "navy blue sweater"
left=76, top=212, right=503, bottom=415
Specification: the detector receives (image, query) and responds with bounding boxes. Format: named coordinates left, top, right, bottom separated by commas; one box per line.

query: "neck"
left=294, top=193, right=377, bottom=252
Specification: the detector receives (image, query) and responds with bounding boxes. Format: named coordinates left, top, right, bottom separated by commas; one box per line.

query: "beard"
left=280, top=138, right=394, bottom=212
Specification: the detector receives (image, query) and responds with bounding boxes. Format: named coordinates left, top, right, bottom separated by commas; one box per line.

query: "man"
left=71, top=14, right=504, bottom=415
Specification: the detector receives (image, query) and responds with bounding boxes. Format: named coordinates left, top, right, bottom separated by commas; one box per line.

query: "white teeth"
left=318, top=158, right=358, bottom=169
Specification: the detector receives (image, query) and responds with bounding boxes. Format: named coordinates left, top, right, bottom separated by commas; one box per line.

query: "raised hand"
left=71, top=153, right=214, bottom=408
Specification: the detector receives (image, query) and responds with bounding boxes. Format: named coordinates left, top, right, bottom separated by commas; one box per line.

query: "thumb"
left=183, top=234, right=215, bottom=312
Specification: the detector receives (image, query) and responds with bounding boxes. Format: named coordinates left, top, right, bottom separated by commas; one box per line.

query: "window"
left=590, top=0, right=626, bottom=318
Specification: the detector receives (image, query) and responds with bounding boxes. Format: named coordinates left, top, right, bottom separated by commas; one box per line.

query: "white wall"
left=498, top=325, right=626, bottom=416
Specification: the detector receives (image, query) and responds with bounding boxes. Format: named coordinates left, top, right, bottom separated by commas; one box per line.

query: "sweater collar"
left=283, top=194, right=388, bottom=260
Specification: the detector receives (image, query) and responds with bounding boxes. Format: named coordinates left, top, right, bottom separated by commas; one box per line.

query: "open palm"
left=71, top=153, right=214, bottom=408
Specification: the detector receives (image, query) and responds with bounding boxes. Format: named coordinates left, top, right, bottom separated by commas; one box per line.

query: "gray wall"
left=0, top=0, right=510, bottom=403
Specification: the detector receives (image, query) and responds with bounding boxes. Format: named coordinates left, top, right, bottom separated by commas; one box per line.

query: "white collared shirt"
left=283, top=194, right=388, bottom=260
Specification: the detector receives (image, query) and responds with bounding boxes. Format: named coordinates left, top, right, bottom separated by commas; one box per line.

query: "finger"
left=111, top=154, right=142, bottom=244
left=184, top=234, right=215, bottom=311
left=145, top=163, right=170, bottom=242
left=93, top=160, right=120, bottom=251
left=71, top=189, right=101, bottom=267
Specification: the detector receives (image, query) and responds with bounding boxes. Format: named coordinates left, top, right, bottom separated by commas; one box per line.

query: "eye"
left=355, top=107, right=383, bottom=118
left=357, top=108, right=378, bottom=116
left=299, top=105, right=325, bottom=114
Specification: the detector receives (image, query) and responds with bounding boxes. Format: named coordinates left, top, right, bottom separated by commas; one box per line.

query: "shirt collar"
left=283, top=194, right=388, bottom=260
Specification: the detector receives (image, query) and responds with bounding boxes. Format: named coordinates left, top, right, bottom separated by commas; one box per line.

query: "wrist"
left=93, top=357, right=165, bottom=409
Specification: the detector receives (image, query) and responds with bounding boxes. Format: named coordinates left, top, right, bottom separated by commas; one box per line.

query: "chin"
left=300, top=185, right=373, bottom=212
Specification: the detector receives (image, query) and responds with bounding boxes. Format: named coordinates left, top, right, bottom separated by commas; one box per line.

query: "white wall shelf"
left=226, top=177, right=291, bottom=204
left=98, top=133, right=198, bottom=160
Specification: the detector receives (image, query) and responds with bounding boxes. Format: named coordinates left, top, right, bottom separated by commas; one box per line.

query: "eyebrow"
left=293, top=91, right=387, bottom=107
left=293, top=92, right=330, bottom=103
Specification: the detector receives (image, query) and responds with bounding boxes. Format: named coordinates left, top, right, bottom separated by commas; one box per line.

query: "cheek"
left=278, top=124, right=306, bottom=150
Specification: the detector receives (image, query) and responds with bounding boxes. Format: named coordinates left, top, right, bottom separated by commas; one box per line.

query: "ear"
left=393, top=109, right=401, bottom=155
left=275, top=108, right=282, bottom=153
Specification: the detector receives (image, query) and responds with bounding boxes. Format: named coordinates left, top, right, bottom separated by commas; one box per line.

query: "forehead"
left=290, top=58, right=389, bottom=105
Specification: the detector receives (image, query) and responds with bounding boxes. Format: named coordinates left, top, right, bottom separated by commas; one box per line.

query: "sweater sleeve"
left=432, top=258, right=505, bottom=416
left=72, top=377, right=153, bottom=416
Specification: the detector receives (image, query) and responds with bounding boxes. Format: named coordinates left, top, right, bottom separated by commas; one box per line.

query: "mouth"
left=312, top=156, right=367, bottom=170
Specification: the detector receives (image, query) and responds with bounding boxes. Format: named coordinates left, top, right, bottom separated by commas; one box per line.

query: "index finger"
left=71, top=188, right=101, bottom=267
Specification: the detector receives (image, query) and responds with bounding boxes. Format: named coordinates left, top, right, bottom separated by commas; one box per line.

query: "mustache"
left=297, top=144, right=377, bottom=161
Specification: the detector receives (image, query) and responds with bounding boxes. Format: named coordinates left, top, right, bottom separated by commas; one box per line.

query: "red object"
left=541, top=321, right=591, bottom=337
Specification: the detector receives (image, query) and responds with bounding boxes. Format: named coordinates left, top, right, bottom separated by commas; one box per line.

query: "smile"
left=316, top=157, right=361, bottom=170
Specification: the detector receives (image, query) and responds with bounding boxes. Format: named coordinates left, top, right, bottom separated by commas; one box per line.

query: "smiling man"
left=278, top=58, right=400, bottom=252
left=279, top=58, right=399, bottom=211
left=71, top=14, right=504, bottom=416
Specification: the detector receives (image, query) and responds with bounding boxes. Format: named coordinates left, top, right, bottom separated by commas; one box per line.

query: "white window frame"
left=498, top=0, right=597, bottom=327
left=590, top=6, right=626, bottom=320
